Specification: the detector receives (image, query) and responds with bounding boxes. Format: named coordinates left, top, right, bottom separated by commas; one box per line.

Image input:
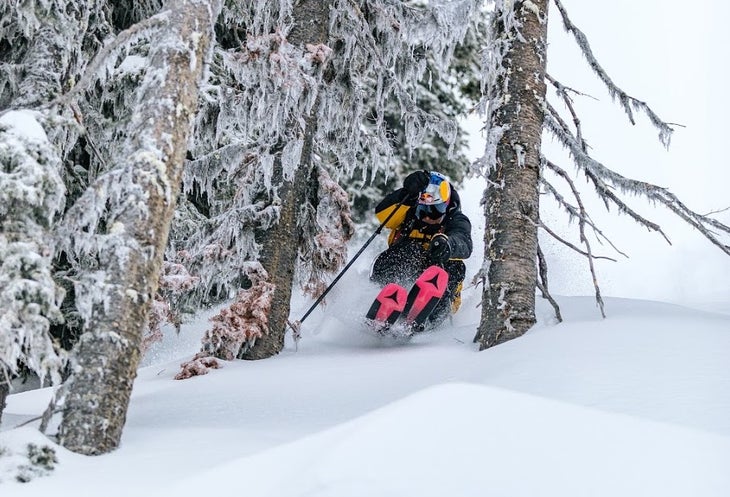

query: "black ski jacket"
left=374, top=187, right=473, bottom=261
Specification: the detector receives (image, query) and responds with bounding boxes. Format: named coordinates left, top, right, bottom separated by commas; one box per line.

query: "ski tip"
left=366, top=283, right=407, bottom=323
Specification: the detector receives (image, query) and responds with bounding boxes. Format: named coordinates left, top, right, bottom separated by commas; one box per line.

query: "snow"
left=2, top=1, right=730, bottom=493
left=0, top=110, right=47, bottom=144
left=2, top=260, right=729, bottom=495
left=2, top=105, right=729, bottom=494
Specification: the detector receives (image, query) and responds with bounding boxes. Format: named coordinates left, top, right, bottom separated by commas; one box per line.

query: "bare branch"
left=552, top=0, right=674, bottom=147
left=539, top=221, right=606, bottom=317
left=703, top=206, right=730, bottom=217
left=541, top=161, right=629, bottom=258
left=538, top=221, right=617, bottom=262
left=537, top=244, right=562, bottom=322
left=546, top=73, right=590, bottom=152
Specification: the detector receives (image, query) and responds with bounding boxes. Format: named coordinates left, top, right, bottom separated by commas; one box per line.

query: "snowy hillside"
left=2, top=279, right=729, bottom=496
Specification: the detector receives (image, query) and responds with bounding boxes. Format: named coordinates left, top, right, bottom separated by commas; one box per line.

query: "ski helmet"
left=416, top=172, right=451, bottom=220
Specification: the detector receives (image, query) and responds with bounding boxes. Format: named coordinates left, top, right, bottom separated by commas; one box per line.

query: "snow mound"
left=168, top=382, right=730, bottom=497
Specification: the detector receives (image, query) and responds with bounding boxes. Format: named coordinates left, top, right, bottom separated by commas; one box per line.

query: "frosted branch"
left=544, top=107, right=672, bottom=243
left=552, top=0, right=674, bottom=147
left=542, top=159, right=628, bottom=258
left=198, top=263, right=275, bottom=361
left=50, top=13, right=168, bottom=107
left=0, top=110, right=66, bottom=384
left=296, top=167, right=355, bottom=297
left=546, top=73, right=592, bottom=153
left=544, top=111, right=730, bottom=256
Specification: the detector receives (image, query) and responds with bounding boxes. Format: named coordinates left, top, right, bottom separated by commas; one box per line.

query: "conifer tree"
left=40, top=0, right=221, bottom=454
left=173, top=0, right=479, bottom=367
left=473, top=0, right=730, bottom=349
left=348, top=14, right=485, bottom=223
left=0, top=0, right=105, bottom=422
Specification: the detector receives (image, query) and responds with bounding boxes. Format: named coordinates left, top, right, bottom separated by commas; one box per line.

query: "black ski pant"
left=370, top=238, right=465, bottom=324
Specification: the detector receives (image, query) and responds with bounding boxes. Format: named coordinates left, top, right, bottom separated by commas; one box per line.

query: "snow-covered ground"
left=2, top=254, right=729, bottom=496
left=4, top=0, right=730, bottom=492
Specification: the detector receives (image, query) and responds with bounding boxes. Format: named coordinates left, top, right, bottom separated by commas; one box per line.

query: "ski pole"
left=288, top=196, right=410, bottom=333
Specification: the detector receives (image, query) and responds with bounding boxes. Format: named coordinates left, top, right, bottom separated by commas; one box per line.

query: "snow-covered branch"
left=53, top=13, right=168, bottom=107
left=544, top=111, right=730, bottom=256
left=552, top=0, right=674, bottom=147
left=0, top=111, right=66, bottom=385
left=544, top=104, right=672, bottom=242
left=296, top=167, right=356, bottom=297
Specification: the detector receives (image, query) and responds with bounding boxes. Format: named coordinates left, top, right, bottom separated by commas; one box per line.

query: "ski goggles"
left=415, top=202, right=448, bottom=220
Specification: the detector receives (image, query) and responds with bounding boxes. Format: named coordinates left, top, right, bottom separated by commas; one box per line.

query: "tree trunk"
left=53, top=0, right=220, bottom=455
left=241, top=0, right=332, bottom=360
left=474, top=0, right=549, bottom=349
left=0, top=381, right=7, bottom=424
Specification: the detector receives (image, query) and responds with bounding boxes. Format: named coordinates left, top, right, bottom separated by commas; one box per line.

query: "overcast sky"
left=461, top=0, right=730, bottom=307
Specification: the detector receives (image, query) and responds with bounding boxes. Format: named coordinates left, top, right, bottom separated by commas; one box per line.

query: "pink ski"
left=366, top=283, right=408, bottom=325
left=366, top=265, right=449, bottom=334
left=402, top=265, right=449, bottom=326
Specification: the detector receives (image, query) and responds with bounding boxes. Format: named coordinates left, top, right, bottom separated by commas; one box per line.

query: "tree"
left=473, top=0, right=730, bottom=349
left=347, top=9, right=485, bottom=224
left=0, top=381, right=6, bottom=420
left=0, top=0, right=105, bottom=423
left=172, top=0, right=479, bottom=370
left=0, top=111, right=66, bottom=401
left=473, top=0, right=548, bottom=348
left=38, top=0, right=221, bottom=454
left=169, top=1, right=353, bottom=364
left=241, top=0, right=335, bottom=360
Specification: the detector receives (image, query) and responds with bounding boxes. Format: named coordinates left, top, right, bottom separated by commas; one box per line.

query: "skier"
left=370, top=170, right=472, bottom=328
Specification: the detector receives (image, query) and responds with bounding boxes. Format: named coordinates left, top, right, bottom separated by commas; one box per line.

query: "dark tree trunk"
left=0, top=381, right=8, bottom=424
left=474, top=0, right=549, bottom=349
left=52, top=0, right=220, bottom=455
left=241, top=0, right=332, bottom=360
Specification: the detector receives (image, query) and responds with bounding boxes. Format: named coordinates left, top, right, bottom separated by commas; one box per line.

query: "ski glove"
left=403, top=170, right=431, bottom=197
left=429, top=234, right=451, bottom=264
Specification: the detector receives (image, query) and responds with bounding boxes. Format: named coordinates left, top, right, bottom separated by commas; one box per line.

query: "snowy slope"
left=2, top=289, right=729, bottom=496
left=166, top=383, right=730, bottom=497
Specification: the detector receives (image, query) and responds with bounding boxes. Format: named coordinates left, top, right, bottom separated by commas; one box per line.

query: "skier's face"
left=415, top=202, right=447, bottom=224
left=420, top=213, right=445, bottom=225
